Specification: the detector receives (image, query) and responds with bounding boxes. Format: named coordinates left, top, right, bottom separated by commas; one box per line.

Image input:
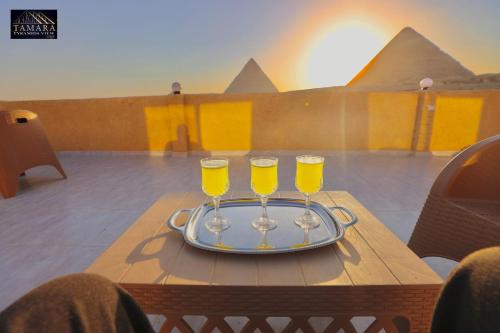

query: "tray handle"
left=329, top=206, right=358, bottom=228
left=167, top=208, right=194, bottom=233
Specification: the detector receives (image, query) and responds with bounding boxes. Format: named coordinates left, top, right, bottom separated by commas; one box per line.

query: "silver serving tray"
left=167, top=198, right=357, bottom=254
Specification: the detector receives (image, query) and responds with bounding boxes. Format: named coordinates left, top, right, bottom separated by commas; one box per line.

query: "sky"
left=1, top=0, right=500, bottom=100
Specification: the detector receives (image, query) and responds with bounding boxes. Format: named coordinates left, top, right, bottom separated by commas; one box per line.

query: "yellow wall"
left=198, top=101, right=252, bottom=151
left=143, top=106, right=171, bottom=151
left=3, top=89, right=500, bottom=153
left=367, top=92, right=418, bottom=150
left=430, top=96, right=483, bottom=151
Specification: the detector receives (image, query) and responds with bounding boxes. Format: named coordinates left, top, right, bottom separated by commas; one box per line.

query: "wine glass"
left=250, top=157, right=278, bottom=231
left=200, top=157, right=230, bottom=232
left=294, top=155, right=324, bottom=229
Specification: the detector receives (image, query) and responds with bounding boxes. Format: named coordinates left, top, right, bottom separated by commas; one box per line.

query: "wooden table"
left=86, top=191, right=443, bottom=333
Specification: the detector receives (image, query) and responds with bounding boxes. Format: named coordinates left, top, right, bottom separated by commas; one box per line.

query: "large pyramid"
left=347, top=27, right=474, bottom=88
left=225, top=58, right=279, bottom=93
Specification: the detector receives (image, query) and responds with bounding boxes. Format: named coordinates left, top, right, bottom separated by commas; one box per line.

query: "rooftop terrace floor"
left=0, top=152, right=455, bottom=310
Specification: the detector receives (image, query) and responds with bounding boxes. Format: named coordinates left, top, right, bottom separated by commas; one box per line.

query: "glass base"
left=205, top=217, right=230, bottom=232
left=294, top=214, right=321, bottom=230
left=251, top=217, right=277, bottom=231
left=256, top=243, right=273, bottom=250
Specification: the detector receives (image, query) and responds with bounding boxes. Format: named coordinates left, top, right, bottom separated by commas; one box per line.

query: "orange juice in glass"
left=250, top=157, right=278, bottom=231
left=201, top=157, right=230, bottom=232
left=295, top=155, right=324, bottom=229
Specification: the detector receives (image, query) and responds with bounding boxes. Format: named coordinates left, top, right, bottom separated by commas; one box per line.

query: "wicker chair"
left=0, top=110, right=66, bottom=199
left=408, top=135, right=500, bottom=262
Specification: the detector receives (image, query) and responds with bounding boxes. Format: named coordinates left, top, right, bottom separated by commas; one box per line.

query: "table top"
left=86, top=191, right=443, bottom=288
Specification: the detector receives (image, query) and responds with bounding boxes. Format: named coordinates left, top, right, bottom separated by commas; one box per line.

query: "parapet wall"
left=2, top=88, right=500, bottom=153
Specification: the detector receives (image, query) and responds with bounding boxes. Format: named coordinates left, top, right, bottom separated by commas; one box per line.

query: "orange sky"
left=261, top=1, right=499, bottom=91
left=2, top=1, right=499, bottom=100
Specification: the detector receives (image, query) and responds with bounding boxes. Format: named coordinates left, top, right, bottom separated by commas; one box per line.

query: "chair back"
left=430, top=135, right=500, bottom=201
left=408, top=135, right=500, bottom=261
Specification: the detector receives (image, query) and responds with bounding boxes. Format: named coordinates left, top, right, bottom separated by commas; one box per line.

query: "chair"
left=0, top=110, right=66, bottom=199
left=408, top=135, right=500, bottom=262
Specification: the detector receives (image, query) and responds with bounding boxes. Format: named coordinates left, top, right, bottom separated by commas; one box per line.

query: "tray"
left=166, top=198, right=357, bottom=254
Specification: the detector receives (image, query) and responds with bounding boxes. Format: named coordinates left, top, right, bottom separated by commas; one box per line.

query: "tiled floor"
left=0, top=152, right=455, bottom=310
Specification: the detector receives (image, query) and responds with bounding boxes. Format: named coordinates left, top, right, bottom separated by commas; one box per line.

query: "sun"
left=303, top=21, right=386, bottom=88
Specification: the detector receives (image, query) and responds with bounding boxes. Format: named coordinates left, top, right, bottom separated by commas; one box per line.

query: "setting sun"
left=302, top=21, right=386, bottom=88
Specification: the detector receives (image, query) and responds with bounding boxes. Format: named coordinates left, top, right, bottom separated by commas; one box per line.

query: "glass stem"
left=261, top=230, right=268, bottom=246
left=213, top=196, right=221, bottom=221
left=261, top=196, right=269, bottom=219
left=305, top=194, right=311, bottom=217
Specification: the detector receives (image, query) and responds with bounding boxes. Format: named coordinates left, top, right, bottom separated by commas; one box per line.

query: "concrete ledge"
left=57, top=150, right=172, bottom=157
left=55, top=150, right=445, bottom=157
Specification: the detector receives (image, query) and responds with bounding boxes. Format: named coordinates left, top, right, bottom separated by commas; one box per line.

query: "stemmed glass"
left=201, top=157, right=230, bottom=232
left=294, top=155, right=324, bottom=229
left=250, top=157, right=279, bottom=231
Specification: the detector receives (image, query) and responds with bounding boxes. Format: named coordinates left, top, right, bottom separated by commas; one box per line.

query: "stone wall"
left=3, top=88, right=500, bottom=153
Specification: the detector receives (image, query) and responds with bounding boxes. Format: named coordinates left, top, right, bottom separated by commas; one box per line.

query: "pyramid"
left=225, top=58, right=279, bottom=93
left=347, top=27, right=474, bottom=88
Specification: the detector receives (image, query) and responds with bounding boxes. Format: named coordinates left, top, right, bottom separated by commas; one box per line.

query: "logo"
left=11, top=10, right=57, bottom=39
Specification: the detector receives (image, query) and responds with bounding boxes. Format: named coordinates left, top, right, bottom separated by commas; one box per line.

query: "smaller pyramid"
left=348, top=27, right=474, bottom=88
left=225, top=58, right=279, bottom=93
